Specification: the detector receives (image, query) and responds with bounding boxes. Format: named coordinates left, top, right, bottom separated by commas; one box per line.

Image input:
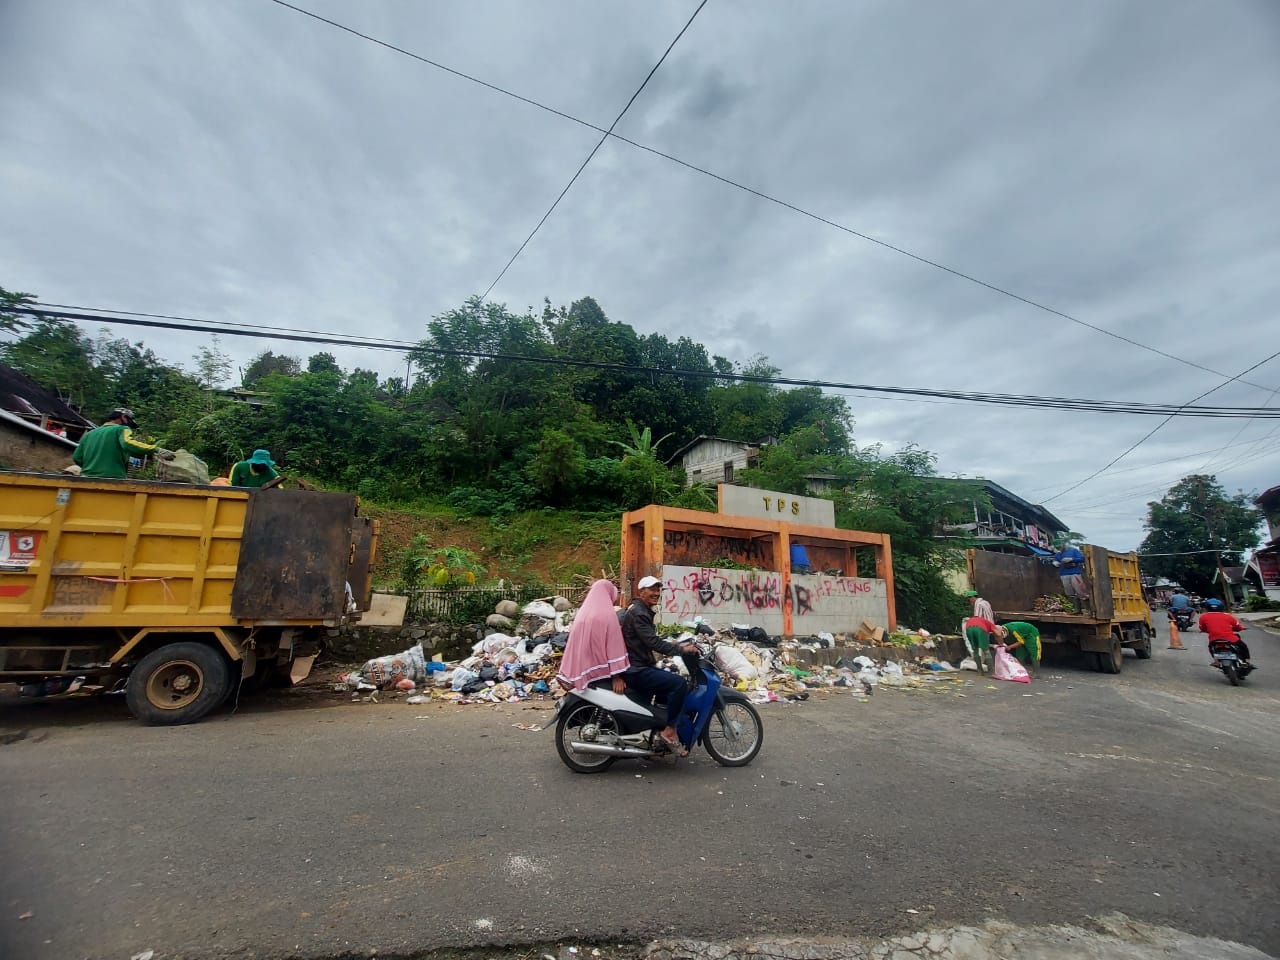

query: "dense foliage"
left=1138, top=474, right=1263, bottom=596
left=3, top=286, right=978, bottom=626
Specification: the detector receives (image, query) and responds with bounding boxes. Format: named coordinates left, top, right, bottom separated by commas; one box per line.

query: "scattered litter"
left=131, top=952, right=154, bottom=960
left=18, top=911, right=33, bottom=921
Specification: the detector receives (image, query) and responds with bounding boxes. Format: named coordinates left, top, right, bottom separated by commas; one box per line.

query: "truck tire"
left=1134, top=624, right=1153, bottom=660
left=126, top=642, right=232, bottom=725
left=1100, top=633, right=1123, bottom=674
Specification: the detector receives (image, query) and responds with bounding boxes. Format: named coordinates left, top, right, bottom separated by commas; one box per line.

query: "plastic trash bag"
left=959, top=657, right=978, bottom=671
left=158, top=448, right=210, bottom=485
left=882, top=661, right=903, bottom=676
left=355, top=643, right=427, bottom=689
left=713, top=644, right=758, bottom=680
left=992, top=647, right=1031, bottom=683
left=522, top=600, right=557, bottom=619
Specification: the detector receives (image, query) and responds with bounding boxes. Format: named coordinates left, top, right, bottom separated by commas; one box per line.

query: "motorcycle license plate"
left=1212, top=652, right=1235, bottom=660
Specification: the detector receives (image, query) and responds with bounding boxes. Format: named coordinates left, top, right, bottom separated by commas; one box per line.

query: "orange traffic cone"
left=1168, top=621, right=1186, bottom=650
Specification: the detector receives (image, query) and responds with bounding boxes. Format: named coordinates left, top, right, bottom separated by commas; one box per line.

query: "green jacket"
left=72, top=424, right=159, bottom=479
left=230, top=461, right=280, bottom=488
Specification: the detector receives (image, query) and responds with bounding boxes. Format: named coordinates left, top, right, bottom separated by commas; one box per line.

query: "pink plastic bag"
left=992, top=647, right=1031, bottom=683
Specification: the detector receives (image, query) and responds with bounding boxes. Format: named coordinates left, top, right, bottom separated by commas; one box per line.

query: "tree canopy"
left=1138, top=474, right=1264, bottom=595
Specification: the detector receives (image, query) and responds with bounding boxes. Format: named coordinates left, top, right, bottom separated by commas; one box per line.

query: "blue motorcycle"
left=551, top=644, right=763, bottom=774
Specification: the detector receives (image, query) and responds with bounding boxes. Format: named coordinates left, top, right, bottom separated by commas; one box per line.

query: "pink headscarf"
left=557, top=580, right=630, bottom=691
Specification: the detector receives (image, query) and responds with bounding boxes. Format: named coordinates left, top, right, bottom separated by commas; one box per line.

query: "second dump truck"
left=0, top=471, right=378, bottom=724
left=967, top=544, right=1153, bottom=673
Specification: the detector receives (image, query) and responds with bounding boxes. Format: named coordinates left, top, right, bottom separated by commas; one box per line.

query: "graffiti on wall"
left=661, top=565, right=878, bottom=621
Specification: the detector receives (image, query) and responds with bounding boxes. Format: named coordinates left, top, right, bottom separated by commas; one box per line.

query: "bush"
left=1243, top=594, right=1280, bottom=612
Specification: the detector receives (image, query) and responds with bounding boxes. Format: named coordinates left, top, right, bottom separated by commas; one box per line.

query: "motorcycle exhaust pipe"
left=570, top=741, right=656, bottom=758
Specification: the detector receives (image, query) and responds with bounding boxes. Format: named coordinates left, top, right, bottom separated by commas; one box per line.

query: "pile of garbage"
left=1033, top=594, right=1079, bottom=614
left=335, top=600, right=970, bottom=705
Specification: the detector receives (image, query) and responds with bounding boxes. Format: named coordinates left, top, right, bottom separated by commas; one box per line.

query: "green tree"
left=0, top=286, right=36, bottom=335
left=241, top=350, right=301, bottom=387
left=526, top=429, right=584, bottom=505
left=1138, top=474, right=1263, bottom=596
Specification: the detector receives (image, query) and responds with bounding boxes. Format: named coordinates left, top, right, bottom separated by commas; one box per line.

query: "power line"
left=1042, top=346, right=1280, bottom=504
left=482, top=0, right=708, bottom=299
left=260, top=0, right=1278, bottom=394
left=21, top=304, right=1280, bottom=419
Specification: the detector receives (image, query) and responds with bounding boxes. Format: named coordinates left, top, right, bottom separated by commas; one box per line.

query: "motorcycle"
left=1208, top=632, right=1254, bottom=686
left=550, top=643, right=763, bottom=774
left=1172, top=608, right=1195, bottom=633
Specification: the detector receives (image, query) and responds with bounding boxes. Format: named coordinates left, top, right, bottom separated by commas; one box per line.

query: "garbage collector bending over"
left=1000, top=620, right=1042, bottom=678
left=620, top=575, right=700, bottom=756
left=963, top=615, right=1005, bottom=676
left=73, top=408, right=174, bottom=479
left=230, top=449, right=282, bottom=489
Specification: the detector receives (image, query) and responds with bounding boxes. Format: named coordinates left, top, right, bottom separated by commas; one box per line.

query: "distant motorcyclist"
left=1198, top=598, right=1251, bottom=665
left=1167, top=589, right=1192, bottom=623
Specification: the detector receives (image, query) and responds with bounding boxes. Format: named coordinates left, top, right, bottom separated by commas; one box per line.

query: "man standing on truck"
left=230, top=449, right=281, bottom=488
left=1052, top=540, right=1089, bottom=612
left=73, top=408, right=174, bottom=479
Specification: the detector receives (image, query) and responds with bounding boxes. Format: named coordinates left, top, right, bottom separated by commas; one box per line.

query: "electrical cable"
left=482, top=0, right=708, bottom=299
left=1042, top=346, right=1280, bottom=503
left=261, top=0, right=1279, bottom=393
left=21, top=305, right=1280, bottom=419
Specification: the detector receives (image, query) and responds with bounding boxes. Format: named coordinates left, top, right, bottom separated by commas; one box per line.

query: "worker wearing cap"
left=72, top=408, right=173, bottom=479
left=229, top=449, right=281, bottom=489
left=1000, top=620, right=1042, bottom=678
left=965, top=590, right=994, bottom=622
left=620, top=575, right=699, bottom=755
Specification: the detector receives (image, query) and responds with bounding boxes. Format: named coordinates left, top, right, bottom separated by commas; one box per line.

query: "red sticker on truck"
left=0, top=531, right=42, bottom=570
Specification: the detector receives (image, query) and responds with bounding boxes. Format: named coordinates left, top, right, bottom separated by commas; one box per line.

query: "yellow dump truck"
left=967, top=544, right=1154, bottom=673
left=0, top=472, right=378, bottom=724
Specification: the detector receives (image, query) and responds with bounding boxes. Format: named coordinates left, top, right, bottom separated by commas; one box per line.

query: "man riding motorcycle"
left=1197, top=598, right=1251, bottom=665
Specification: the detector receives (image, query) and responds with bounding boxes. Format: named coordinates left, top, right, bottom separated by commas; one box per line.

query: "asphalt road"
left=1, top=619, right=1277, bottom=960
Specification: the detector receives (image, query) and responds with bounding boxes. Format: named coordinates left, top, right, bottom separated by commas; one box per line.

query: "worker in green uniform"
left=1001, top=620, right=1042, bottom=678
left=229, top=449, right=282, bottom=488
left=72, top=408, right=173, bottom=479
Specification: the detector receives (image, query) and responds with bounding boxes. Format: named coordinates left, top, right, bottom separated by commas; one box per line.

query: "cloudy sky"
left=3, top=0, right=1279, bottom=550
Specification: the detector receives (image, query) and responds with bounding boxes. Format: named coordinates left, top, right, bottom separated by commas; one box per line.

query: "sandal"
left=660, top=734, right=689, bottom=757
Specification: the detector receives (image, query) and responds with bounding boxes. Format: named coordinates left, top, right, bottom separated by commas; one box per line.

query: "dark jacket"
left=620, top=598, right=683, bottom=669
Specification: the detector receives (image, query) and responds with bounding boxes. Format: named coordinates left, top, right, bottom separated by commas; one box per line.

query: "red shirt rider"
left=1198, top=610, right=1246, bottom=643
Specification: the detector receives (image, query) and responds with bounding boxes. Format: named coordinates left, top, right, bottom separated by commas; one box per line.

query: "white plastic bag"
left=959, top=656, right=978, bottom=671
left=522, top=600, right=557, bottom=619
left=992, top=647, right=1031, bottom=683
left=882, top=660, right=903, bottom=677
left=713, top=644, right=758, bottom=680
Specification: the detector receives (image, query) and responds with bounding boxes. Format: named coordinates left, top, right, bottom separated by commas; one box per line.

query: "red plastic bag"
left=992, top=647, right=1031, bottom=683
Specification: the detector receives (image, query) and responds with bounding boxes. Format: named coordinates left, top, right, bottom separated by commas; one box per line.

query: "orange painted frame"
left=619, top=505, right=895, bottom=634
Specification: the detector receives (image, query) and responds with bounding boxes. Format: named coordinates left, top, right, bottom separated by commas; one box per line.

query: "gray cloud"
left=2, top=0, right=1278, bottom=549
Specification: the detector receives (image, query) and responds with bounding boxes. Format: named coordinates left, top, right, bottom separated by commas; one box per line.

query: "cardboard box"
left=855, top=620, right=885, bottom=644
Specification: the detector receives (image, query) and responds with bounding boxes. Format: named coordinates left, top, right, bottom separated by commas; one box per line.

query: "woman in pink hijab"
left=557, top=579, right=631, bottom=693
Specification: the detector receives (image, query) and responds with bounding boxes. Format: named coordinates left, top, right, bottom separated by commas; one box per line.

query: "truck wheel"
left=126, top=642, right=232, bottom=725
left=1100, top=634, right=1123, bottom=675
left=1134, top=624, right=1153, bottom=660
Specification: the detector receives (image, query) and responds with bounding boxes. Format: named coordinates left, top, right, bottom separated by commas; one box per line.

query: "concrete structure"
left=935, top=478, right=1069, bottom=553
left=0, top=362, right=94, bottom=442
left=620, top=494, right=895, bottom=636
left=1245, top=484, right=1280, bottom=601
left=0, top=408, right=78, bottom=473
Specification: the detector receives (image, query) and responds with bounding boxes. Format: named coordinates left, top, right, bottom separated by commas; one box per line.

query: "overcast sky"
left=3, top=0, right=1279, bottom=550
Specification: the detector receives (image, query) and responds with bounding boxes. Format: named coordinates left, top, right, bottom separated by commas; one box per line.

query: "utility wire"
left=482, top=0, right=708, bottom=299
left=1042, top=346, right=1280, bottom=504
left=261, top=0, right=1277, bottom=393
left=21, top=305, right=1280, bottom=419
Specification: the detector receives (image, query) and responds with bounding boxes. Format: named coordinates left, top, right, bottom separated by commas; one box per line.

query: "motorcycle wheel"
left=702, top=700, right=763, bottom=767
left=555, top=702, right=619, bottom=774
left=1223, top=663, right=1240, bottom=686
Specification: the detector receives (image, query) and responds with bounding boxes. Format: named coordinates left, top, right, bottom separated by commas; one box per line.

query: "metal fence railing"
left=396, top=582, right=591, bottom=624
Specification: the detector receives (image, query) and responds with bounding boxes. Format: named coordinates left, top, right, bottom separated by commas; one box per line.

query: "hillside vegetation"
left=2, top=285, right=984, bottom=631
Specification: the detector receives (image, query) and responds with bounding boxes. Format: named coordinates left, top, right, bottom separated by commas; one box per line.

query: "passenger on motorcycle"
left=620, top=575, right=700, bottom=755
left=1198, top=598, right=1251, bottom=664
left=556, top=580, right=631, bottom=694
